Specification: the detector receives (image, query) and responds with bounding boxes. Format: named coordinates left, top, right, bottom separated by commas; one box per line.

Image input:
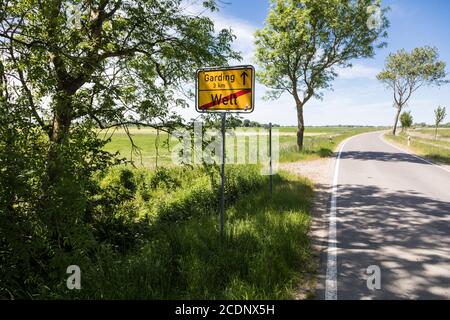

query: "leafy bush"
left=156, top=177, right=215, bottom=222
left=149, top=167, right=181, bottom=190
left=0, top=119, right=116, bottom=298
left=223, top=165, right=265, bottom=203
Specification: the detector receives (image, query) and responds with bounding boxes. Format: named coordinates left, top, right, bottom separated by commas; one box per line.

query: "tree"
left=377, top=47, right=448, bottom=135
left=434, top=106, right=447, bottom=139
left=0, top=0, right=239, bottom=182
left=0, top=0, right=240, bottom=293
left=255, top=0, right=389, bottom=150
left=400, top=111, right=412, bottom=132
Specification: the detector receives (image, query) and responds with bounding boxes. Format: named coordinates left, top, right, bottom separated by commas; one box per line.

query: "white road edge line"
left=380, top=132, right=450, bottom=174
left=325, top=137, right=351, bottom=300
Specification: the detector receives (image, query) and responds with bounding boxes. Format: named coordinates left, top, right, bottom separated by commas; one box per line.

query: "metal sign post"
left=220, top=112, right=226, bottom=237
left=269, top=122, right=273, bottom=196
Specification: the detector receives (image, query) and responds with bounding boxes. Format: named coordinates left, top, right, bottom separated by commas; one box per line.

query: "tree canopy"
left=255, top=0, right=389, bottom=149
left=0, top=0, right=239, bottom=142
left=400, top=111, right=412, bottom=132
left=434, top=105, right=447, bottom=139
left=377, top=46, right=448, bottom=135
left=0, top=0, right=240, bottom=298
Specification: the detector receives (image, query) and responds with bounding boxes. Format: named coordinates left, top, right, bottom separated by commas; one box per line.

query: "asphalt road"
left=329, top=131, right=450, bottom=299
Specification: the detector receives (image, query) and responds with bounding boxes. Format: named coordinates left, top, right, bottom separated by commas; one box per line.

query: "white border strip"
left=325, top=138, right=350, bottom=300
left=380, top=133, right=450, bottom=174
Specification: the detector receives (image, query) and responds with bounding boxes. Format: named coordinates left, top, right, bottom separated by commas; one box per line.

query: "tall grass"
left=415, top=128, right=450, bottom=139
left=70, top=166, right=315, bottom=299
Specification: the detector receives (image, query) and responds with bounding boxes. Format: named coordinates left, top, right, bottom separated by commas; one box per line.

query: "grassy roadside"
left=78, top=126, right=381, bottom=299
left=384, top=132, right=450, bottom=165
left=279, top=127, right=382, bottom=162
left=66, top=165, right=315, bottom=299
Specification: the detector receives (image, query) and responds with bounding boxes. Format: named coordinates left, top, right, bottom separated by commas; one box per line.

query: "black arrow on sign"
left=240, top=70, right=249, bottom=85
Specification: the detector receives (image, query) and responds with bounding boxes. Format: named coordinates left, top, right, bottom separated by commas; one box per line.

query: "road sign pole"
left=269, top=122, right=273, bottom=196
left=220, top=112, right=226, bottom=237
left=195, top=65, right=256, bottom=236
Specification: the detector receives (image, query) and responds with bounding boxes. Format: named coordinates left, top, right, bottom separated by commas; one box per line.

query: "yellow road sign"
left=196, top=65, right=255, bottom=113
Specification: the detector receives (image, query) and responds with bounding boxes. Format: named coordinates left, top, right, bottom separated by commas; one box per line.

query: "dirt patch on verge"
left=281, top=159, right=331, bottom=185
left=280, top=158, right=335, bottom=300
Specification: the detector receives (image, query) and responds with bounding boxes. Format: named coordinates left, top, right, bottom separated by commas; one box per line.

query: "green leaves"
left=400, top=111, right=413, bottom=131
left=255, top=0, right=389, bottom=148
left=256, top=0, right=389, bottom=102
left=378, top=47, right=447, bottom=85
left=0, top=1, right=241, bottom=298
left=1, top=0, right=239, bottom=138
left=435, top=106, right=447, bottom=127
left=378, top=47, right=448, bottom=135
left=377, top=46, right=448, bottom=108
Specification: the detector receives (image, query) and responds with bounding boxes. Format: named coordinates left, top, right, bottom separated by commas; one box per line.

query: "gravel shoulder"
left=280, top=156, right=336, bottom=300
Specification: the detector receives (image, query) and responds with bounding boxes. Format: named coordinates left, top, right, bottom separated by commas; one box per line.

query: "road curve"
left=330, top=131, right=450, bottom=299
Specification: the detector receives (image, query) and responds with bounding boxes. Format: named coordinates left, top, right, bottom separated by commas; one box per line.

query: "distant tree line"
left=413, top=122, right=450, bottom=127
left=223, top=118, right=281, bottom=128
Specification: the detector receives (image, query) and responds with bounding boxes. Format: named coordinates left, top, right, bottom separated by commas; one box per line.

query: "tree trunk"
left=392, top=105, right=402, bottom=135
left=47, top=94, right=73, bottom=184
left=43, top=94, right=74, bottom=249
left=435, top=126, right=438, bottom=140
left=296, top=100, right=305, bottom=151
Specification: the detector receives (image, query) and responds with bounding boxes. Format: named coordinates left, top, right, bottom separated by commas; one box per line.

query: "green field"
left=414, top=128, right=450, bottom=139
left=101, top=128, right=176, bottom=167
left=103, top=126, right=383, bottom=167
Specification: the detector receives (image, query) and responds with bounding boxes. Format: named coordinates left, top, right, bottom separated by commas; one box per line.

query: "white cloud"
left=389, top=3, right=417, bottom=19
left=336, top=64, right=381, bottom=80
left=182, top=1, right=258, bottom=64
left=213, top=15, right=257, bottom=64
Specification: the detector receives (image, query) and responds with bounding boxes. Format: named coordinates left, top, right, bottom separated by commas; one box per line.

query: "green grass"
left=101, top=128, right=177, bottom=167
left=77, top=124, right=356, bottom=299
left=385, top=132, right=450, bottom=165
left=72, top=165, right=315, bottom=299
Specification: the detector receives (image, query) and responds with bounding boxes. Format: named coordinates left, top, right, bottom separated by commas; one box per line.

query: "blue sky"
left=183, top=0, right=450, bottom=126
